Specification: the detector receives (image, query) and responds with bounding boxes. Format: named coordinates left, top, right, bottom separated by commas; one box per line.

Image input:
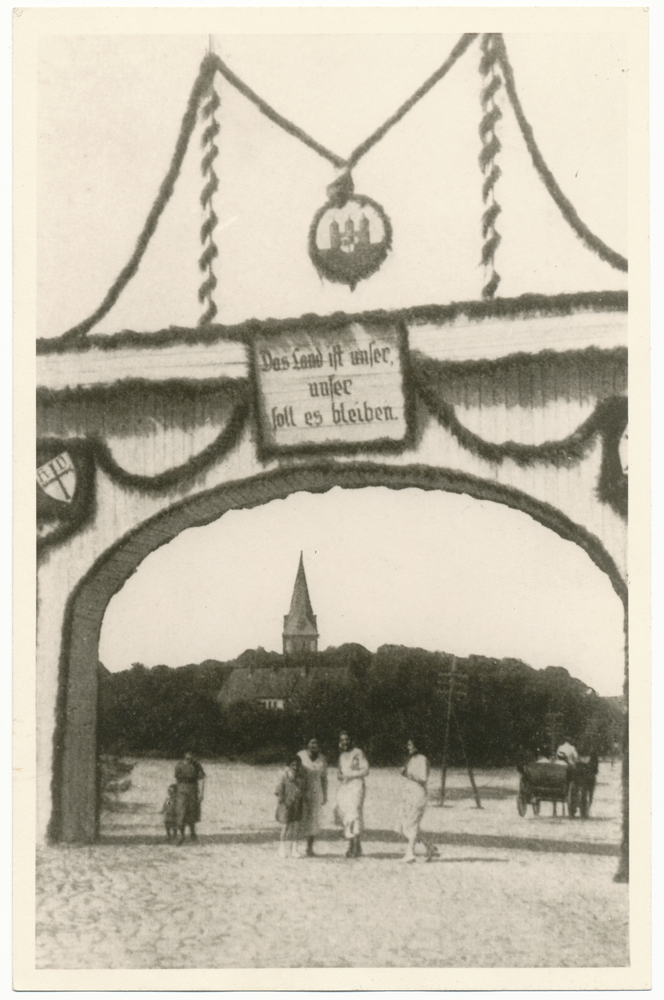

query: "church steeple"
left=283, top=553, right=319, bottom=655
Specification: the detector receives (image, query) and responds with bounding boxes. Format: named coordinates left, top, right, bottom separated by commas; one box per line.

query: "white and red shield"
left=37, top=451, right=76, bottom=503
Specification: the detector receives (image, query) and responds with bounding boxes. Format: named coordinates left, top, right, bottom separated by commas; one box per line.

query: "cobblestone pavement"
left=36, top=763, right=629, bottom=968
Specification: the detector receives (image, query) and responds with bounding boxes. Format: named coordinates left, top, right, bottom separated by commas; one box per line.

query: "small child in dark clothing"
left=161, top=783, right=178, bottom=841
left=275, top=756, right=305, bottom=858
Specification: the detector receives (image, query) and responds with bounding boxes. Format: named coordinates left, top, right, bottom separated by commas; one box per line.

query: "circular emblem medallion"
left=309, top=193, right=392, bottom=291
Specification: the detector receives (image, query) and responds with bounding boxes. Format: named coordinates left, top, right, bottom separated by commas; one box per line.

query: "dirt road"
left=36, top=762, right=628, bottom=968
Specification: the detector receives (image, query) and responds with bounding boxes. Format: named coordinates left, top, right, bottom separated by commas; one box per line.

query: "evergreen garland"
left=37, top=389, right=252, bottom=558
left=479, top=33, right=504, bottom=299
left=54, top=34, right=625, bottom=344
left=37, top=381, right=626, bottom=561
left=37, top=376, right=245, bottom=433
left=494, top=35, right=628, bottom=273
left=412, top=353, right=627, bottom=518
left=36, top=348, right=627, bottom=560
left=409, top=346, right=626, bottom=408
left=417, top=379, right=624, bottom=472
left=38, top=290, right=627, bottom=356
left=37, top=297, right=628, bottom=557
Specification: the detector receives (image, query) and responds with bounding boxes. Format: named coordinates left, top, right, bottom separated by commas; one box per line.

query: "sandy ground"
left=36, top=760, right=628, bottom=968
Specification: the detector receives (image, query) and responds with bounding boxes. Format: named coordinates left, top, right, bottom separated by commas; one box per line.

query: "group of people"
left=275, top=732, right=437, bottom=863
left=161, top=736, right=438, bottom=862
left=161, top=751, right=206, bottom=845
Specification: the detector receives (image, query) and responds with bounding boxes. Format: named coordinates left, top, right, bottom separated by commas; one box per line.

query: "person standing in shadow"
left=174, top=751, right=206, bottom=845
left=275, top=754, right=306, bottom=859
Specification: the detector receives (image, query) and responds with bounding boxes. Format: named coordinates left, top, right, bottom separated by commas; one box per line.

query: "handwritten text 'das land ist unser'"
left=253, top=324, right=407, bottom=452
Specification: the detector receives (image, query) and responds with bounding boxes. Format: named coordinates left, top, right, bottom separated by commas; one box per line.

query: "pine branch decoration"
left=198, top=79, right=220, bottom=325
left=479, top=34, right=503, bottom=300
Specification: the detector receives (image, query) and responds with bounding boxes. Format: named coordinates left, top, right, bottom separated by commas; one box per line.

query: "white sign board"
left=251, top=321, right=410, bottom=455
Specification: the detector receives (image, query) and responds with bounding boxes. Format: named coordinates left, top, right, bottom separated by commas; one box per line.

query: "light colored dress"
left=297, top=750, right=328, bottom=837
left=336, top=747, right=369, bottom=839
left=396, top=753, right=430, bottom=840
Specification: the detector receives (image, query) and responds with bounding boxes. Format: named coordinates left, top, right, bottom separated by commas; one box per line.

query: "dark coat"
left=174, top=759, right=205, bottom=826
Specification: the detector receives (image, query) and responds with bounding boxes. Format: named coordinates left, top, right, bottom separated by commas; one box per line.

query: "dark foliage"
left=98, top=754, right=135, bottom=811
left=98, top=647, right=624, bottom=767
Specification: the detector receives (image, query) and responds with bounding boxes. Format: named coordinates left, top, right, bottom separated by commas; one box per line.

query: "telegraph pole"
left=452, top=705, right=482, bottom=808
left=440, top=658, right=456, bottom=803
left=438, top=658, right=481, bottom=807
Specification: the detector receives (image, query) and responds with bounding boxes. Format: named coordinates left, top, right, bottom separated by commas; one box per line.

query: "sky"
left=37, top=31, right=629, bottom=696
left=99, top=488, right=626, bottom=696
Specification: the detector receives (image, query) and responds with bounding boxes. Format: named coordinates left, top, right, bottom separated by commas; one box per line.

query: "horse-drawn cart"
left=516, top=762, right=572, bottom=817
left=516, top=759, right=597, bottom=818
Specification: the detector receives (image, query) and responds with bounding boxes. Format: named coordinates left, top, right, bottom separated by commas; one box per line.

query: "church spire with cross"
left=283, top=553, right=319, bottom=655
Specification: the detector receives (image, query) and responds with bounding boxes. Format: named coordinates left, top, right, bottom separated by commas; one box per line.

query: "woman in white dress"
left=336, top=731, right=369, bottom=858
left=297, top=737, right=328, bottom=857
left=396, top=739, right=437, bottom=863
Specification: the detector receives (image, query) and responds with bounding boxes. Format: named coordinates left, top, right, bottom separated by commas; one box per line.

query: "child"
left=161, top=783, right=178, bottom=842
left=275, top=756, right=305, bottom=858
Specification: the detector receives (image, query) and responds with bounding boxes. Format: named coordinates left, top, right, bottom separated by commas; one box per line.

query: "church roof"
left=218, top=666, right=303, bottom=706
left=217, top=663, right=352, bottom=707
left=283, top=553, right=318, bottom=637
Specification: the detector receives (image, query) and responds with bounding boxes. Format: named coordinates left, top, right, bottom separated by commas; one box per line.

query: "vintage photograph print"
left=15, top=8, right=649, bottom=991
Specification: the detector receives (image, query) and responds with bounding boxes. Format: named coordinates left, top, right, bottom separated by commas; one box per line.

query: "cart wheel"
left=517, top=794, right=527, bottom=817
left=532, top=799, right=540, bottom=816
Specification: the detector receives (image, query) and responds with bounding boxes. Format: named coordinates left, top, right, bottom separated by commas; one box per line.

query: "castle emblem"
left=329, top=214, right=371, bottom=254
left=309, top=184, right=393, bottom=290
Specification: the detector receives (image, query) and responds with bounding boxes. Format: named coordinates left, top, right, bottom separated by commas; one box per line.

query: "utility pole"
left=440, top=658, right=456, bottom=803
left=438, top=658, right=481, bottom=807
left=452, top=703, right=482, bottom=808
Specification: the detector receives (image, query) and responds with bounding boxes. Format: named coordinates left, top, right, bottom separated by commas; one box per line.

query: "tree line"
left=97, top=645, right=624, bottom=766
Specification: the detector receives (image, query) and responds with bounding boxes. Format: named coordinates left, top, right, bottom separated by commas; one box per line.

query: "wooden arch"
left=50, top=461, right=628, bottom=870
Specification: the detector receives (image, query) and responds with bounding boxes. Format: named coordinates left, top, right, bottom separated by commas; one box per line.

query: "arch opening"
left=50, top=463, right=627, bottom=845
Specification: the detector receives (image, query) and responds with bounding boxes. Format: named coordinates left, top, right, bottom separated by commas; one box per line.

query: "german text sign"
left=252, top=322, right=409, bottom=454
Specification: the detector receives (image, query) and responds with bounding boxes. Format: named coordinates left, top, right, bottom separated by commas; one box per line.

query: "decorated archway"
left=50, top=461, right=626, bottom=843
left=36, top=33, right=628, bottom=882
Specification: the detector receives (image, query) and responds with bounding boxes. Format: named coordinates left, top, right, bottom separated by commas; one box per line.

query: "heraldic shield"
left=37, top=451, right=76, bottom=503
left=36, top=440, right=96, bottom=548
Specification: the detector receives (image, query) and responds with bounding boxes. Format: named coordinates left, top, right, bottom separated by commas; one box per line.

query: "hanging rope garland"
left=305, top=33, right=478, bottom=290
left=198, top=78, right=221, bottom=325
left=493, top=35, right=628, bottom=273
left=59, top=34, right=627, bottom=340
left=479, top=33, right=503, bottom=300
left=60, top=61, right=216, bottom=342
